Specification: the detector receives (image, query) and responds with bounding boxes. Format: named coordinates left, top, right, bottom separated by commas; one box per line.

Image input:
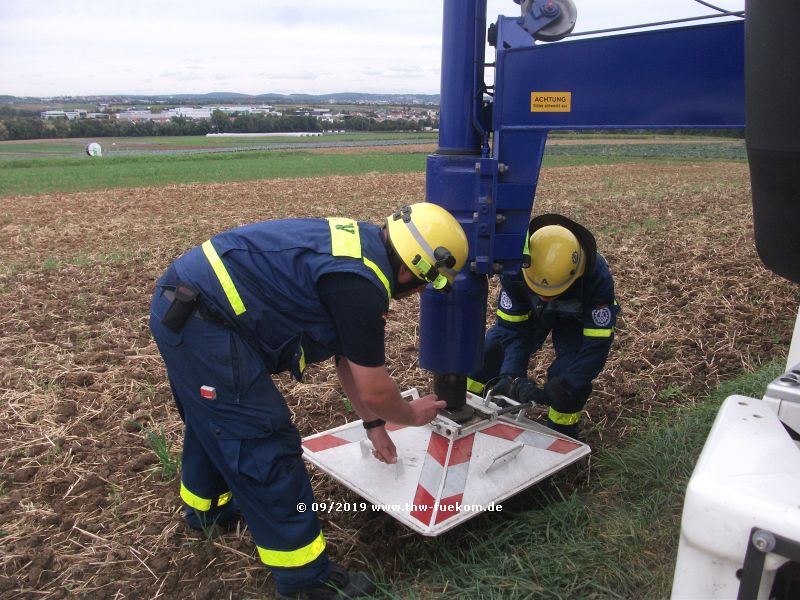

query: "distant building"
left=40, top=110, right=87, bottom=120
left=214, top=105, right=278, bottom=115
left=170, top=107, right=213, bottom=120
left=112, top=105, right=281, bottom=122
left=115, top=110, right=156, bottom=123
left=295, top=107, right=332, bottom=119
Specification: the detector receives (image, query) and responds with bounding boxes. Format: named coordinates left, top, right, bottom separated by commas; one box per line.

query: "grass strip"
left=0, top=141, right=746, bottom=197
left=544, top=142, right=746, bottom=161
left=0, top=150, right=427, bottom=196
left=377, top=361, right=783, bottom=599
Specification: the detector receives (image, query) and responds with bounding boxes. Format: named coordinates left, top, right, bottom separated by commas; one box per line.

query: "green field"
left=0, top=131, right=439, bottom=160
left=0, top=137, right=748, bottom=197
left=0, top=151, right=428, bottom=196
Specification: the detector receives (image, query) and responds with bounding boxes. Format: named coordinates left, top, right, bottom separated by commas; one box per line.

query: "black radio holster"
left=161, top=283, right=200, bottom=332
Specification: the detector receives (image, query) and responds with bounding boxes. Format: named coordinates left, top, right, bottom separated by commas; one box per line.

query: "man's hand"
left=340, top=361, right=442, bottom=426
left=407, top=394, right=446, bottom=426
left=509, top=378, right=548, bottom=405
left=488, top=376, right=513, bottom=398
left=366, top=427, right=397, bottom=464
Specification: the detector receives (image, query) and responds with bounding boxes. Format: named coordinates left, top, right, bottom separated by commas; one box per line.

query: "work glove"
left=487, top=376, right=513, bottom=398
left=509, top=378, right=548, bottom=406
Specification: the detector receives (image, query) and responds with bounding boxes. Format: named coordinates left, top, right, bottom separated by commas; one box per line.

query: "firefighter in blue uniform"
left=149, top=203, right=468, bottom=599
left=467, top=214, right=619, bottom=439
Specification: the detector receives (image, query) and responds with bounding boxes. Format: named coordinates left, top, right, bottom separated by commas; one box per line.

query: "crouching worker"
left=467, top=214, right=619, bottom=440
left=149, top=203, right=468, bottom=599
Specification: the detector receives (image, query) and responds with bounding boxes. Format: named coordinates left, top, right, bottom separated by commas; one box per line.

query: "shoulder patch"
left=499, top=291, right=513, bottom=310
left=591, top=306, right=612, bottom=327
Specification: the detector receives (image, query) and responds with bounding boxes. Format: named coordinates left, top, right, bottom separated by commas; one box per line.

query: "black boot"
left=276, top=563, right=376, bottom=599
left=546, top=419, right=581, bottom=441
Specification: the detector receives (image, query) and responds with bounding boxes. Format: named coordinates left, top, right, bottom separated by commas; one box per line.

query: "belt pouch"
left=161, top=283, right=200, bottom=332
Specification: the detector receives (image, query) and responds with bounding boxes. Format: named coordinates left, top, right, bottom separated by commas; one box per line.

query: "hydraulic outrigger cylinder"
left=421, top=0, right=490, bottom=422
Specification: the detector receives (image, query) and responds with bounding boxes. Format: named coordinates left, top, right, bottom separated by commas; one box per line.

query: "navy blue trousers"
left=150, top=287, right=330, bottom=594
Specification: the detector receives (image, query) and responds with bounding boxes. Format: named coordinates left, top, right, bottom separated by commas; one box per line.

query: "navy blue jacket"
left=488, top=253, right=618, bottom=406
left=170, top=218, right=394, bottom=377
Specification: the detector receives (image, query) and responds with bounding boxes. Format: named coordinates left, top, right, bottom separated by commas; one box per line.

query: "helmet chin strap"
left=385, top=234, right=425, bottom=298
left=392, top=277, right=426, bottom=298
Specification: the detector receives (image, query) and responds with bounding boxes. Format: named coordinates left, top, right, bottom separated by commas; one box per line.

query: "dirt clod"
left=13, top=467, right=38, bottom=483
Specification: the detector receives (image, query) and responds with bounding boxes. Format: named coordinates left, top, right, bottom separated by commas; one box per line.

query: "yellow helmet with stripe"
left=521, top=214, right=596, bottom=297
left=385, top=203, right=468, bottom=293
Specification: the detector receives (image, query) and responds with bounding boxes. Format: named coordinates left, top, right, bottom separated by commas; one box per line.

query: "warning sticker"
left=531, top=91, right=571, bottom=112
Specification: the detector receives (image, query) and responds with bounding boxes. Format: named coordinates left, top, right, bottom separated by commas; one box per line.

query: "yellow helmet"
left=522, top=218, right=590, bottom=297
left=385, top=203, right=468, bottom=293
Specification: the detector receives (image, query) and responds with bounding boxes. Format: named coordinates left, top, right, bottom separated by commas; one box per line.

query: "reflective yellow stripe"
left=202, top=240, right=246, bottom=316
left=583, top=328, right=614, bottom=338
left=466, top=378, right=485, bottom=395
left=181, top=482, right=212, bottom=511
left=497, top=309, right=530, bottom=322
left=362, top=257, right=392, bottom=301
left=327, top=217, right=391, bottom=302
left=548, top=407, right=581, bottom=425
left=181, top=483, right=233, bottom=512
left=257, top=531, right=326, bottom=568
left=328, top=218, right=361, bottom=258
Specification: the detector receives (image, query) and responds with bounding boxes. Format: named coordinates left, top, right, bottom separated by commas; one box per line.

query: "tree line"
left=0, top=109, right=437, bottom=141
left=0, top=107, right=739, bottom=141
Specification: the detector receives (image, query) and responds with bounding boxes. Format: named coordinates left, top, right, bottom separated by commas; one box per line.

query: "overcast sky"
left=0, top=0, right=744, bottom=97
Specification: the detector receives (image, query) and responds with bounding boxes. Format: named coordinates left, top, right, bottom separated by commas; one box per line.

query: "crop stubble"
left=0, top=162, right=796, bottom=598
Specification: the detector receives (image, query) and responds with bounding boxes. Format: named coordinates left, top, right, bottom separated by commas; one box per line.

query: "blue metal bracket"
left=495, top=0, right=564, bottom=50
left=473, top=156, right=501, bottom=275
left=524, top=0, right=561, bottom=34
left=494, top=20, right=744, bottom=131
left=422, top=2, right=745, bottom=381
left=495, top=15, right=536, bottom=49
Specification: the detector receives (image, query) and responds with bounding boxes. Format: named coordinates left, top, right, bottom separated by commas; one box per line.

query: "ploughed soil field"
left=1, top=161, right=797, bottom=598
